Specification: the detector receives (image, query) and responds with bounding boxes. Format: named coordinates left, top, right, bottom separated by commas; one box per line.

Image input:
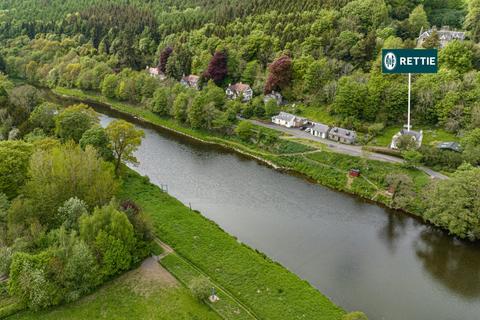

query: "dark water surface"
left=50, top=92, right=480, bottom=320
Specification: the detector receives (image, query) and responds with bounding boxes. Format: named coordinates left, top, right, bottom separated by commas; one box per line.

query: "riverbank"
left=52, top=87, right=430, bottom=220
left=118, top=169, right=346, bottom=320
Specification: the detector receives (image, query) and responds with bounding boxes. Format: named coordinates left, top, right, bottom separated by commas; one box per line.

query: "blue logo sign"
left=382, top=49, right=438, bottom=74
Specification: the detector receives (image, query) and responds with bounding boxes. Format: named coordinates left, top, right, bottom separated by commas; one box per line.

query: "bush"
left=189, top=276, right=211, bottom=302
left=235, top=121, right=254, bottom=142
left=57, top=197, right=88, bottom=230
left=0, top=246, right=13, bottom=275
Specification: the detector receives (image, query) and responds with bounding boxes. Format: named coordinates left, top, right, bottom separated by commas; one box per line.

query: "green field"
left=118, top=171, right=345, bottom=320
left=8, top=258, right=220, bottom=320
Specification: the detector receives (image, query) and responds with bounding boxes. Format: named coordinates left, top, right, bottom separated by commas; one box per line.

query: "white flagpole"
left=407, top=73, right=411, bottom=131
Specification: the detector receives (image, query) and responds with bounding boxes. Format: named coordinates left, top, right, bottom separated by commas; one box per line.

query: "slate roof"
left=330, top=127, right=356, bottom=141
left=273, top=112, right=306, bottom=122
left=437, top=142, right=462, bottom=152
left=311, top=122, right=330, bottom=133
left=400, top=129, right=422, bottom=140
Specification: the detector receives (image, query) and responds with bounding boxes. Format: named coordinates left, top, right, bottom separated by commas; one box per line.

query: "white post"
left=407, top=73, right=411, bottom=132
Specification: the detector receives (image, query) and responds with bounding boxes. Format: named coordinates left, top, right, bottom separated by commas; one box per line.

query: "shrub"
left=189, top=276, right=211, bottom=302
left=57, top=197, right=88, bottom=230
left=235, top=121, right=254, bottom=142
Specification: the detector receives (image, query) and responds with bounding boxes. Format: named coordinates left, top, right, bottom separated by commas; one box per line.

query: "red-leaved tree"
left=158, top=47, right=173, bottom=73
left=264, top=55, right=292, bottom=94
left=204, top=51, right=228, bottom=84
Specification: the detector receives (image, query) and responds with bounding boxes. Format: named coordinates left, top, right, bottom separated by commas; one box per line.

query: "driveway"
left=245, top=118, right=449, bottom=180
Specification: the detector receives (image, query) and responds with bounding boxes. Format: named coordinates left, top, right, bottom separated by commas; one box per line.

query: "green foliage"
left=56, top=197, right=88, bottom=231
left=79, top=126, right=113, bottom=160
left=105, top=120, right=144, bottom=175
left=149, top=87, right=171, bottom=115
left=0, top=141, right=32, bottom=199
left=19, top=143, right=116, bottom=228
left=408, top=5, right=429, bottom=35
left=461, top=128, right=480, bottom=166
left=423, top=164, right=480, bottom=240
left=439, top=41, right=475, bottom=73
left=79, top=203, right=136, bottom=279
left=189, top=277, right=211, bottom=302
left=9, top=251, right=61, bottom=310
left=333, top=75, right=368, bottom=119
left=28, top=102, right=58, bottom=135
left=235, top=121, right=254, bottom=142
left=55, top=104, right=99, bottom=142
left=402, top=150, right=423, bottom=168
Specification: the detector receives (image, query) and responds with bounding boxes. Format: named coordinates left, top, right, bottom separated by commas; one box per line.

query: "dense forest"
left=0, top=0, right=480, bottom=316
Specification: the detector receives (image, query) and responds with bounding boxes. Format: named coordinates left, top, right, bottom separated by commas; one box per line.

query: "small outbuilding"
left=437, top=141, right=462, bottom=152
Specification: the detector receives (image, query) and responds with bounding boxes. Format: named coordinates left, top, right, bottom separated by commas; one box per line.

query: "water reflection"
left=415, top=229, right=480, bottom=299
left=378, top=211, right=408, bottom=254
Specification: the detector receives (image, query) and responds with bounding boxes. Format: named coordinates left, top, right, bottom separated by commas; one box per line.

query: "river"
left=50, top=93, right=480, bottom=320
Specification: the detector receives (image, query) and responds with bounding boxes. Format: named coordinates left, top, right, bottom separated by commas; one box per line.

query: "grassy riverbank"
left=7, top=258, right=220, bottom=320
left=117, top=170, right=345, bottom=320
left=52, top=87, right=430, bottom=215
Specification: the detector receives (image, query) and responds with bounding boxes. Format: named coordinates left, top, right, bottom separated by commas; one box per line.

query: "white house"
left=390, top=129, right=423, bottom=149
left=180, top=75, right=200, bottom=90
left=271, top=112, right=307, bottom=128
left=226, top=83, right=253, bottom=102
left=310, top=123, right=330, bottom=139
left=146, top=66, right=166, bottom=80
left=264, top=91, right=283, bottom=106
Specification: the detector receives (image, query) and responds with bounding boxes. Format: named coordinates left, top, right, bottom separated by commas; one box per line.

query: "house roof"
left=273, top=112, right=306, bottom=122
left=419, top=28, right=465, bottom=41
left=147, top=67, right=160, bottom=75
left=400, top=129, right=422, bottom=140
left=330, top=127, right=356, bottom=140
left=311, top=122, right=329, bottom=133
left=437, top=141, right=461, bottom=152
left=182, top=75, right=200, bottom=84
left=228, top=83, right=251, bottom=93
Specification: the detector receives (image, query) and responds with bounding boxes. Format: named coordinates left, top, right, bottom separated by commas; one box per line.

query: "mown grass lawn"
left=8, top=259, right=220, bottom=320
left=118, top=170, right=345, bottom=320
left=369, top=125, right=460, bottom=147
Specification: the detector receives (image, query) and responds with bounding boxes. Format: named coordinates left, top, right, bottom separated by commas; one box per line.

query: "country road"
left=246, top=118, right=449, bottom=180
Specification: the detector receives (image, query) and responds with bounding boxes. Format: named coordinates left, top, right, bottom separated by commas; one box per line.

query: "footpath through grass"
left=8, top=258, right=220, bottom=320
left=118, top=170, right=345, bottom=320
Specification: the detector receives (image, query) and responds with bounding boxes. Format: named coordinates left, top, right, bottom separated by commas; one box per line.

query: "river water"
left=50, top=93, right=480, bottom=320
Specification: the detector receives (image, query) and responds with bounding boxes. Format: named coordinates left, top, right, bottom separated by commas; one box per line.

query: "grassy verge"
left=7, top=259, right=220, bottom=320
left=118, top=170, right=345, bottom=320
left=161, top=253, right=257, bottom=320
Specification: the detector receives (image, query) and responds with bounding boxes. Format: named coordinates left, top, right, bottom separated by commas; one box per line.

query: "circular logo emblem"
left=384, top=52, right=397, bottom=71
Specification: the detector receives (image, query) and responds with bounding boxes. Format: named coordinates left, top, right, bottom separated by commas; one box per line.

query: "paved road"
left=246, top=119, right=449, bottom=180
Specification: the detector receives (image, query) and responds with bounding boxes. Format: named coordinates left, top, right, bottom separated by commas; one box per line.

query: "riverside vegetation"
left=0, top=73, right=363, bottom=319
left=0, top=0, right=479, bottom=240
